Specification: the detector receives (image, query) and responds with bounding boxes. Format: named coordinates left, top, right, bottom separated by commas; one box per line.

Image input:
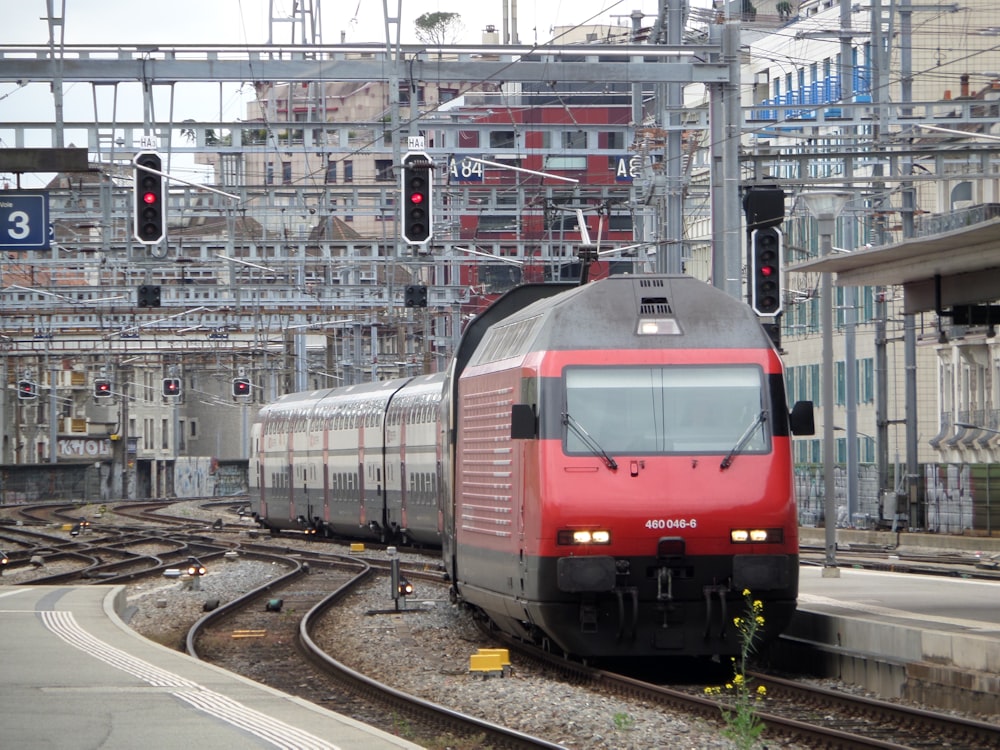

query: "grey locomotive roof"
left=469, top=275, right=773, bottom=367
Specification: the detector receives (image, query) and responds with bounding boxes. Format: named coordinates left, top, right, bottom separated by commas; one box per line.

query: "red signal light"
left=401, top=152, right=433, bottom=244
left=751, top=227, right=783, bottom=316
left=134, top=152, right=164, bottom=243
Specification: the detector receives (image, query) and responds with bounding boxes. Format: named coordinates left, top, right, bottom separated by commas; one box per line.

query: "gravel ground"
left=98, top=497, right=792, bottom=749
left=122, top=551, right=755, bottom=749
left=313, top=576, right=767, bottom=750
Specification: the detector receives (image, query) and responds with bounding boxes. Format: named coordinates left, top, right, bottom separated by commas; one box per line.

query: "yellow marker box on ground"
left=469, top=652, right=504, bottom=674
left=475, top=648, right=510, bottom=666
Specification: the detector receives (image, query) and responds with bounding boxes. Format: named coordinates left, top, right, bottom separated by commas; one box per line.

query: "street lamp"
left=801, top=190, right=852, bottom=578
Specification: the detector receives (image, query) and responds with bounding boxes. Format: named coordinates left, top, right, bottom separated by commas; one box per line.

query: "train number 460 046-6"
left=645, top=518, right=698, bottom=530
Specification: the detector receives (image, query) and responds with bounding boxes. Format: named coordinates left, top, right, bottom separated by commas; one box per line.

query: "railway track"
left=487, top=630, right=1000, bottom=750
left=799, top=545, right=1000, bottom=580
left=187, top=549, right=563, bottom=750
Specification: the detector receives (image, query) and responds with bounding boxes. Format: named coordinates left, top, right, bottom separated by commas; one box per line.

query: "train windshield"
left=563, top=365, right=769, bottom=456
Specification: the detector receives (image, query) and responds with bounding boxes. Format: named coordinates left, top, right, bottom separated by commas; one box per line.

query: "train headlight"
left=557, top=529, right=612, bottom=545
left=636, top=319, right=681, bottom=335
left=730, top=528, right=783, bottom=543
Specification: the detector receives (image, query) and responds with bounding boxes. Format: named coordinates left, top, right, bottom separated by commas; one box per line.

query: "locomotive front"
left=519, top=351, right=809, bottom=658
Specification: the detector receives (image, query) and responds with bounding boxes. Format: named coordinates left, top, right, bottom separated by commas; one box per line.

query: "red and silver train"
left=250, top=275, right=814, bottom=659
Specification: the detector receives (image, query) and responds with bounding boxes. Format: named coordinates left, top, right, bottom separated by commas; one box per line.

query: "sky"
left=2, top=0, right=664, bottom=47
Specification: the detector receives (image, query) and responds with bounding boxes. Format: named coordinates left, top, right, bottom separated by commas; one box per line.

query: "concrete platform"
left=0, top=585, right=423, bottom=750
left=781, top=529, right=1000, bottom=715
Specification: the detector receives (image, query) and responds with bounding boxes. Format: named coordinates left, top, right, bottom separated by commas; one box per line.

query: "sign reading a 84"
left=0, top=191, right=50, bottom=250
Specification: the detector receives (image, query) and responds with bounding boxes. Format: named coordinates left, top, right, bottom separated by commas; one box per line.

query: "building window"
left=562, top=131, right=587, bottom=150
left=489, top=131, right=516, bottom=149
left=344, top=160, right=353, bottom=183
left=600, top=131, right=625, bottom=149
left=860, top=358, right=874, bottom=403
left=374, top=159, right=394, bottom=182
left=325, top=158, right=337, bottom=184
left=544, top=155, right=587, bottom=170
left=377, top=198, right=395, bottom=221
left=282, top=161, right=292, bottom=185
left=265, top=162, right=274, bottom=185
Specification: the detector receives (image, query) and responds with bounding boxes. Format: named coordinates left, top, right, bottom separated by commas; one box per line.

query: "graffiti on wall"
left=57, top=438, right=111, bottom=458
left=172, top=457, right=247, bottom=498
left=214, top=462, right=248, bottom=496
left=173, top=457, right=215, bottom=499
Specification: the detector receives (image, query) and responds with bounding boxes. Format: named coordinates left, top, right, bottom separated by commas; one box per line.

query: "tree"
left=414, top=12, right=463, bottom=46
left=776, top=1, right=793, bottom=20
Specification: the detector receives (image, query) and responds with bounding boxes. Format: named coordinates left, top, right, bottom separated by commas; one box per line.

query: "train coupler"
left=614, top=586, right=638, bottom=642
left=702, top=584, right=730, bottom=641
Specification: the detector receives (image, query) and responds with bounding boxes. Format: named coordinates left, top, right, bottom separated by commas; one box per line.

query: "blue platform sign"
left=0, top=191, right=51, bottom=250
left=448, top=155, right=484, bottom=183
left=614, top=155, right=641, bottom=183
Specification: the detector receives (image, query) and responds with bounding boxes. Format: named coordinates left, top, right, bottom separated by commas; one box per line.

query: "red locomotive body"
left=444, top=277, right=810, bottom=658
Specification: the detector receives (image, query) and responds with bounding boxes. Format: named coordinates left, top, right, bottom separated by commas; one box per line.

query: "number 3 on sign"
left=6, top=210, right=30, bottom=240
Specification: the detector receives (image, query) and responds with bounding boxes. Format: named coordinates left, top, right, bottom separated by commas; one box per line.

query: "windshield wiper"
left=563, top=412, right=618, bottom=470
left=720, top=410, right=768, bottom=470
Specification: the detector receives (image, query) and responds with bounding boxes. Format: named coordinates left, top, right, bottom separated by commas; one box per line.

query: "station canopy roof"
left=788, top=217, right=1000, bottom=314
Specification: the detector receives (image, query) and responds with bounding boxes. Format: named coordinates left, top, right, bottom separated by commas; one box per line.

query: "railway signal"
left=750, top=227, right=783, bottom=317
left=94, top=378, right=112, bottom=398
left=162, top=377, right=181, bottom=397
left=17, top=379, right=37, bottom=400
left=743, top=185, right=786, bottom=231
left=404, top=284, right=428, bottom=307
left=400, top=151, right=433, bottom=245
left=137, top=284, right=161, bottom=308
left=185, top=557, right=207, bottom=577
left=133, top=151, right=165, bottom=244
left=232, top=377, right=252, bottom=398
